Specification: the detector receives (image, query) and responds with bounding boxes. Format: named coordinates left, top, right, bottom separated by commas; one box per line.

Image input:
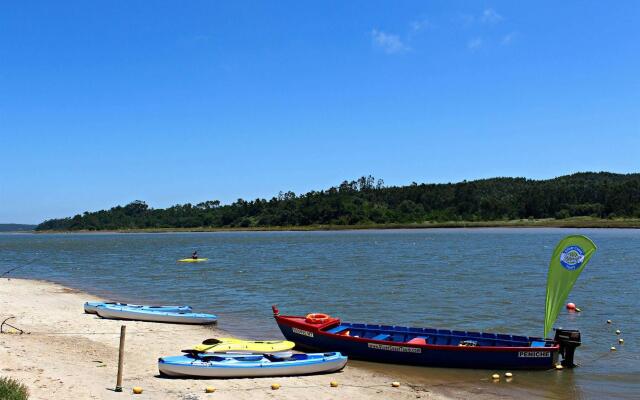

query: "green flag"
left=544, top=235, right=596, bottom=338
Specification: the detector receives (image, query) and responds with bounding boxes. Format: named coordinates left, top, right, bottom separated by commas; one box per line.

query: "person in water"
left=192, top=250, right=198, bottom=260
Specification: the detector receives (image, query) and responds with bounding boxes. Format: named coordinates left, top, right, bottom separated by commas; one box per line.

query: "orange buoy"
left=566, top=302, right=576, bottom=311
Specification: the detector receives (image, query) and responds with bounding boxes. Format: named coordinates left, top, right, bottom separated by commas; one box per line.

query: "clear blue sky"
left=1, top=1, right=639, bottom=223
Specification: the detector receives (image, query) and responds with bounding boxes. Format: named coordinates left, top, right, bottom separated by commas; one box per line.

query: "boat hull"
left=158, top=352, right=347, bottom=378
left=275, top=315, right=559, bottom=370
left=96, top=305, right=217, bottom=325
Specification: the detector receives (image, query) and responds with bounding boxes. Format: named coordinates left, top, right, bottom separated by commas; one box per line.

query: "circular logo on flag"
left=560, top=245, right=585, bottom=270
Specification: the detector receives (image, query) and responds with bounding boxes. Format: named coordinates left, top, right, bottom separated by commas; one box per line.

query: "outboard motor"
left=554, top=328, right=581, bottom=367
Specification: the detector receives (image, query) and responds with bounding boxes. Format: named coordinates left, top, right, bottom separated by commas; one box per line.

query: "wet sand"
left=0, top=278, right=454, bottom=399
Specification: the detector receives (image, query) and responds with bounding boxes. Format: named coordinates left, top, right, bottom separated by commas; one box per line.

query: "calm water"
left=1, top=229, right=638, bottom=399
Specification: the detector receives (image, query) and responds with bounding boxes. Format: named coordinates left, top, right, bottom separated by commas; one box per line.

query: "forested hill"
left=36, top=172, right=640, bottom=231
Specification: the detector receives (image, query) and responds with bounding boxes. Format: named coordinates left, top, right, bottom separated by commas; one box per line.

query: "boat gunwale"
left=275, top=314, right=560, bottom=353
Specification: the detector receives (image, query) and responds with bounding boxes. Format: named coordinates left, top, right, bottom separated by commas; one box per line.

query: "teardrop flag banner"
left=544, top=235, right=596, bottom=338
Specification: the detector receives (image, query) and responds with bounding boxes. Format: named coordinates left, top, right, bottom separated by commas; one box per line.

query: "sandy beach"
left=0, top=278, right=451, bottom=400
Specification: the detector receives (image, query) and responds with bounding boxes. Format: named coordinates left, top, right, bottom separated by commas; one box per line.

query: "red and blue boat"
left=273, top=235, right=595, bottom=370
left=272, top=307, right=581, bottom=370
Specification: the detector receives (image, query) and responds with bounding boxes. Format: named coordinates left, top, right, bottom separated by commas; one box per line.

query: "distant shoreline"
left=33, top=217, right=640, bottom=233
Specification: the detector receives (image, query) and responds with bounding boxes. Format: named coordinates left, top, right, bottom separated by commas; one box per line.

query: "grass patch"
left=0, top=377, right=29, bottom=400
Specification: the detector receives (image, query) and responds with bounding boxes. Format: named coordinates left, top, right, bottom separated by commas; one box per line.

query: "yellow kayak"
left=188, top=337, right=295, bottom=353
left=177, top=258, right=208, bottom=263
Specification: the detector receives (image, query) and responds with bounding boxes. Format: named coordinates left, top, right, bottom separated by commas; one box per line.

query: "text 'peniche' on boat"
left=273, top=235, right=596, bottom=370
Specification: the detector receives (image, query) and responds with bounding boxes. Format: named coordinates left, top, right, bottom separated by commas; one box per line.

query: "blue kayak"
left=158, top=352, right=347, bottom=377
left=84, top=302, right=191, bottom=314
left=96, top=304, right=217, bottom=325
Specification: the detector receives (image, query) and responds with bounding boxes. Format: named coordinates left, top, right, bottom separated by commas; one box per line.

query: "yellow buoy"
left=330, top=381, right=339, bottom=388
left=607, top=319, right=612, bottom=324
left=271, top=383, right=281, bottom=390
left=391, top=381, right=401, bottom=387
left=505, top=372, right=513, bottom=378
left=555, top=364, right=564, bottom=370
left=205, top=386, right=216, bottom=393
left=132, top=387, right=143, bottom=394
left=615, top=329, right=621, bottom=335
left=610, top=346, right=617, bottom=351
left=619, top=338, right=624, bottom=344
left=491, top=373, right=500, bottom=380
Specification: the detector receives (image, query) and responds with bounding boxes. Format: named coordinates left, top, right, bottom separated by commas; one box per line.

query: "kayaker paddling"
left=192, top=250, right=198, bottom=260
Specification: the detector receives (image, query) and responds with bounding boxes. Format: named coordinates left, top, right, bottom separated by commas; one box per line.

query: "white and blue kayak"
left=95, top=304, right=217, bottom=325
left=158, top=352, right=347, bottom=378
left=84, top=302, right=192, bottom=314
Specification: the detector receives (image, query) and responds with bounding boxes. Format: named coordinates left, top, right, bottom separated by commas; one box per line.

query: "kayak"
left=84, top=302, right=192, bottom=315
left=186, top=337, right=295, bottom=354
left=158, top=352, right=347, bottom=378
left=198, top=351, right=295, bottom=359
left=178, top=258, right=208, bottom=263
left=96, top=304, right=217, bottom=325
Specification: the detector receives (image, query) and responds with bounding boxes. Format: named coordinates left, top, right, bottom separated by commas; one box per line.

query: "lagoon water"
left=1, top=228, right=638, bottom=399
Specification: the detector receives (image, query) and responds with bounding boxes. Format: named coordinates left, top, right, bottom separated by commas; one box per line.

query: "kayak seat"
left=263, top=354, right=289, bottom=362
left=201, top=338, right=222, bottom=345
left=372, top=334, right=390, bottom=341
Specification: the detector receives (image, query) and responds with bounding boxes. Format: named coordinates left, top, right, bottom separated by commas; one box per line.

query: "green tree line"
left=36, top=172, right=640, bottom=231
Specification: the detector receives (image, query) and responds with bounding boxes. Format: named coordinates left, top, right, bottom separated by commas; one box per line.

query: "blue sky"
left=1, top=1, right=639, bottom=223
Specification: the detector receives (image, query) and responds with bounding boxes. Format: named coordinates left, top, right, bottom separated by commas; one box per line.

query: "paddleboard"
left=178, top=258, right=208, bottom=263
